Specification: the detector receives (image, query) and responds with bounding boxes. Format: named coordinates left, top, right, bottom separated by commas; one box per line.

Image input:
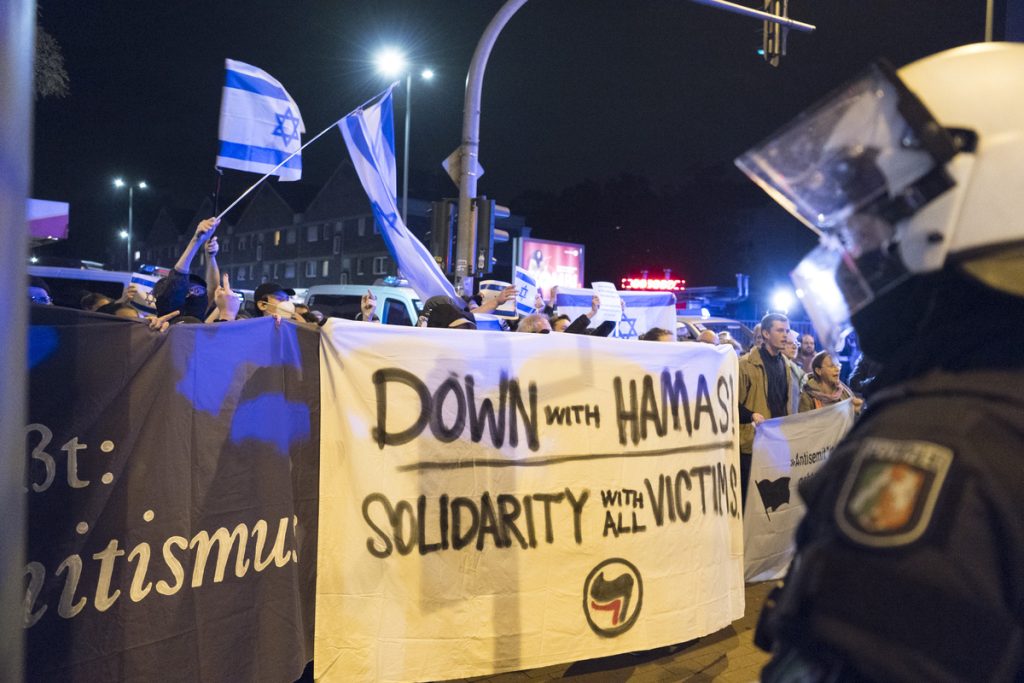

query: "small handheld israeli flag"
left=217, top=59, right=305, bottom=181
left=338, top=86, right=460, bottom=303
left=480, top=279, right=516, bottom=319
left=513, top=267, right=539, bottom=317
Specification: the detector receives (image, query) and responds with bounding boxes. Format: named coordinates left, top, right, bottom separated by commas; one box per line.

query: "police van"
left=304, top=284, right=421, bottom=326
left=28, top=264, right=165, bottom=312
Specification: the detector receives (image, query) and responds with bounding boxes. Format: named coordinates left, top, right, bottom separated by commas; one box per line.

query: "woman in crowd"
left=798, top=350, right=863, bottom=413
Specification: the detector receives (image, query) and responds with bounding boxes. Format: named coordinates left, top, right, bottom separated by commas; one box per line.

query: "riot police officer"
left=735, top=43, right=1024, bottom=682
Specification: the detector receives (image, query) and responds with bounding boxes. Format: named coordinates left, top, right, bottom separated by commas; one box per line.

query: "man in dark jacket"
left=736, top=43, right=1024, bottom=682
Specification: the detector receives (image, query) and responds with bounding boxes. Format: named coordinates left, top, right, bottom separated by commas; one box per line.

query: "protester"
left=254, top=282, right=303, bottom=322
left=565, top=294, right=616, bottom=336
left=718, top=331, right=744, bottom=354
left=796, top=333, right=816, bottom=374
left=639, top=327, right=674, bottom=342
left=28, top=277, right=53, bottom=305
left=737, top=313, right=793, bottom=504
left=798, top=351, right=862, bottom=413
left=428, top=302, right=477, bottom=330
left=741, top=43, right=1024, bottom=682
left=697, top=329, right=718, bottom=345
left=475, top=284, right=516, bottom=315
left=80, top=292, right=112, bottom=311
left=354, top=289, right=381, bottom=323
left=206, top=274, right=240, bottom=322
left=748, top=323, right=763, bottom=350
left=153, top=217, right=219, bottom=320
left=516, top=313, right=552, bottom=333
left=549, top=314, right=571, bottom=332
left=95, top=302, right=141, bottom=319
left=782, top=330, right=807, bottom=414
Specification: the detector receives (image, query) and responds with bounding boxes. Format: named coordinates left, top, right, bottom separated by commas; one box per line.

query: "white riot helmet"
left=736, top=43, right=1024, bottom=351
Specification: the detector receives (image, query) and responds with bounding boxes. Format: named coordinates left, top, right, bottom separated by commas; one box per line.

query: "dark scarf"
left=853, top=267, right=1024, bottom=395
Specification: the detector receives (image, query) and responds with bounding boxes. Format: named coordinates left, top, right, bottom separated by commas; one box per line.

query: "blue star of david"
left=618, top=315, right=638, bottom=339
left=272, top=108, right=301, bottom=146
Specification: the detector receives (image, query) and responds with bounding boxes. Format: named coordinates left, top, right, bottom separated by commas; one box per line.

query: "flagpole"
left=216, top=85, right=400, bottom=222
left=215, top=123, right=333, bottom=221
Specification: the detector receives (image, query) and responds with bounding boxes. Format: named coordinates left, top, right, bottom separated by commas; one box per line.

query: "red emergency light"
left=620, top=276, right=686, bottom=291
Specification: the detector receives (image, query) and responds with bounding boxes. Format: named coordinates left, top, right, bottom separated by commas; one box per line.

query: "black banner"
left=25, top=307, right=319, bottom=681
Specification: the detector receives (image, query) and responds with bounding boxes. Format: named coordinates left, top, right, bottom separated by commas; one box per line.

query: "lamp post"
left=113, top=178, right=146, bottom=272
left=373, top=48, right=434, bottom=226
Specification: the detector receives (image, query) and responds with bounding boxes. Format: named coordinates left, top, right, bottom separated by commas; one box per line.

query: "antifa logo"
left=583, top=558, right=643, bottom=637
left=756, top=477, right=791, bottom=519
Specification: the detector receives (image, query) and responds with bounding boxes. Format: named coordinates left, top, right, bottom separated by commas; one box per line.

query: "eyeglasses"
left=30, top=293, right=52, bottom=305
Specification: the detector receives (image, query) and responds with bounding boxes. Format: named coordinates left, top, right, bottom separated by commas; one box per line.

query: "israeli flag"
left=513, top=267, right=539, bottom=317
left=338, top=87, right=460, bottom=303
left=556, top=287, right=677, bottom=340
left=217, top=59, right=305, bottom=181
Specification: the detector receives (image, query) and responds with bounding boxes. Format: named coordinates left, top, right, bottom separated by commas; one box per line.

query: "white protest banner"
left=743, top=400, right=856, bottom=583
left=556, top=287, right=676, bottom=340
left=316, top=320, right=744, bottom=682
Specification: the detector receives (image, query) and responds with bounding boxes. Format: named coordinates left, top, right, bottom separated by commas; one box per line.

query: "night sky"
left=33, top=0, right=989, bottom=300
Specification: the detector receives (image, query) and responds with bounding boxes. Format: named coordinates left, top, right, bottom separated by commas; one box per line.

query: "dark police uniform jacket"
left=759, top=368, right=1024, bottom=683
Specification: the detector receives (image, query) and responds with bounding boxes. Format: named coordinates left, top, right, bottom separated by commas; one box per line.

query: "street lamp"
left=113, top=178, right=147, bottom=272
left=373, top=48, right=434, bottom=226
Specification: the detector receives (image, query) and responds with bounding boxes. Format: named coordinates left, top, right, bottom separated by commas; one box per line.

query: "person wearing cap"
left=421, top=295, right=477, bottom=330
left=254, top=282, right=303, bottom=322
left=153, top=217, right=220, bottom=321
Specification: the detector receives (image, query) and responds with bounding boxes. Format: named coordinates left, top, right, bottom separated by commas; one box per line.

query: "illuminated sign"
left=517, top=237, right=585, bottom=298
left=620, top=276, right=685, bottom=291
left=27, top=198, right=70, bottom=241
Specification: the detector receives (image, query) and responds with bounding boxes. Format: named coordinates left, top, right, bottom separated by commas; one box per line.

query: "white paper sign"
left=315, top=320, right=745, bottom=682
left=591, top=281, right=622, bottom=324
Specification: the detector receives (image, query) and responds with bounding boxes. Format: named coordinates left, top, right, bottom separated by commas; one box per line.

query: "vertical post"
left=127, top=185, right=134, bottom=271
left=402, top=72, right=411, bottom=226
left=0, top=2, right=33, bottom=681
left=455, top=0, right=530, bottom=291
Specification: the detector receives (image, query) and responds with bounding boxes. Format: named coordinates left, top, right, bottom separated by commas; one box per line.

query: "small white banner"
left=742, top=400, right=856, bottom=582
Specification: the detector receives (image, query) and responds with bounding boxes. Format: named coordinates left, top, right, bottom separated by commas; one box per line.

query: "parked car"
left=304, top=284, right=421, bottom=326
left=676, top=315, right=755, bottom=349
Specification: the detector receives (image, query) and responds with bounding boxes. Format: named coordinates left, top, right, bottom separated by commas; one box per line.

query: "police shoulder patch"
left=835, top=437, right=953, bottom=548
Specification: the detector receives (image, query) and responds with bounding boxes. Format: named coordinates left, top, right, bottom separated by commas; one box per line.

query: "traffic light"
left=761, top=0, right=787, bottom=67
left=429, top=199, right=457, bottom=274
left=473, top=196, right=510, bottom=275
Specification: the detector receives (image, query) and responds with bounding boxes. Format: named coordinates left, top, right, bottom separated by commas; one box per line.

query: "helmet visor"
left=739, top=62, right=959, bottom=351
left=736, top=62, right=956, bottom=237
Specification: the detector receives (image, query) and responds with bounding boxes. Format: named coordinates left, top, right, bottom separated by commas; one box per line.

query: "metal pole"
left=454, top=0, right=813, bottom=293
left=127, top=185, right=134, bottom=271
left=455, top=0, right=530, bottom=291
left=985, top=0, right=994, bottom=41
left=688, top=0, right=816, bottom=31
left=0, top=2, right=33, bottom=681
left=402, top=72, right=411, bottom=226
